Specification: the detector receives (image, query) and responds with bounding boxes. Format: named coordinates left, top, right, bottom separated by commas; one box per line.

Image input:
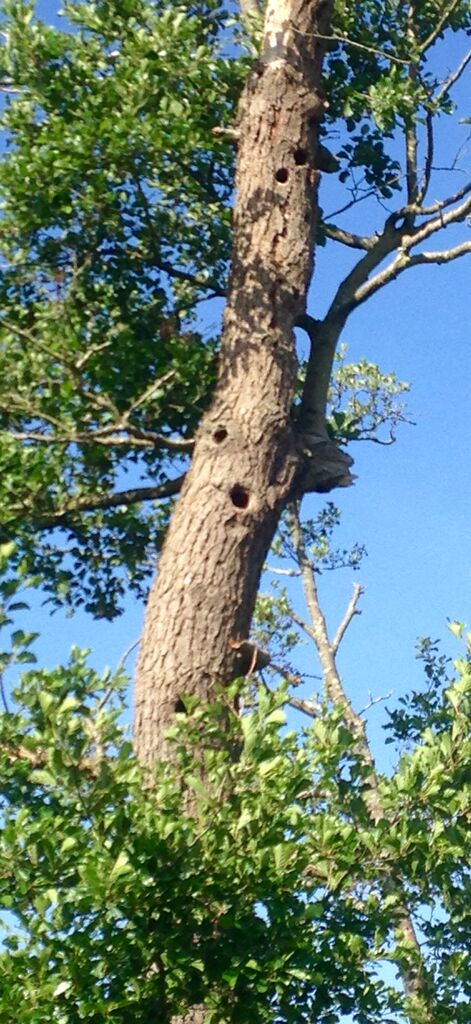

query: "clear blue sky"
left=16, top=3, right=471, bottom=768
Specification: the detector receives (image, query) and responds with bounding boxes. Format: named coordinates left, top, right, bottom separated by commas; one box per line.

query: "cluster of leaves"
left=322, top=0, right=471, bottom=197
left=327, top=346, right=412, bottom=445
left=0, top=0, right=243, bottom=613
left=0, top=618, right=469, bottom=1022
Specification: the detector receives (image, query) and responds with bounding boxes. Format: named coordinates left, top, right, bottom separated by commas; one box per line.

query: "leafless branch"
left=324, top=181, right=399, bottom=222
left=267, top=661, right=305, bottom=687
left=404, top=190, right=471, bottom=248
left=286, top=695, right=320, bottom=718
left=435, top=46, right=471, bottom=104
left=339, top=205, right=471, bottom=312
left=303, top=31, right=410, bottom=66
left=407, top=239, right=471, bottom=265
left=95, top=636, right=142, bottom=713
left=265, top=564, right=301, bottom=578
left=323, top=224, right=373, bottom=251
left=116, top=636, right=141, bottom=675
left=288, top=499, right=432, bottom=1005
left=0, top=674, right=10, bottom=714
left=360, top=690, right=393, bottom=716
left=8, top=424, right=194, bottom=453
left=417, top=109, right=434, bottom=206
left=414, top=179, right=471, bottom=216
left=405, top=7, right=419, bottom=211
left=288, top=503, right=366, bottom=738
left=332, top=583, right=364, bottom=656
left=123, top=371, right=177, bottom=415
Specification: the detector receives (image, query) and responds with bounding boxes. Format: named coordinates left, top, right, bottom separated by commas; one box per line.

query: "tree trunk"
left=134, top=0, right=336, bottom=770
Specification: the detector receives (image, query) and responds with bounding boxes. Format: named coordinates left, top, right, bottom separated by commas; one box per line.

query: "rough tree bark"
left=134, top=0, right=356, bottom=770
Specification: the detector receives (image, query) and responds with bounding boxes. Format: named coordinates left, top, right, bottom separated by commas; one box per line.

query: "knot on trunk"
left=230, top=637, right=271, bottom=676
left=294, top=433, right=355, bottom=494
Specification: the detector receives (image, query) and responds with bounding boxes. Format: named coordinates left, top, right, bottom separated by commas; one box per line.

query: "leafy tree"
left=0, top=544, right=470, bottom=1022
left=0, top=1, right=470, bottom=1022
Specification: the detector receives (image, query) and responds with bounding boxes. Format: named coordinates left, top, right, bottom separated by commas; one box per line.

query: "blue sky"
left=8, top=2, right=471, bottom=770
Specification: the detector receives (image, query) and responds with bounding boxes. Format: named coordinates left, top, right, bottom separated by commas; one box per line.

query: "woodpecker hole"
left=230, top=484, right=250, bottom=509
left=275, top=167, right=289, bottom=184
left=175, top=697, right=186, bottom=713
left=213, top=427, right=228, bottom=444
left=294, top=148, right=307, bottom=165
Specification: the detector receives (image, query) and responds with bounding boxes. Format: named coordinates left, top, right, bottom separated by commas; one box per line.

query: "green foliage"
left=0, top=0, right=243, bottom=614
left=327, top=346, right=411, bottom=445
left=0, top=635, right=469, bottom=1022
left=324, top=0, right=471, bottom=194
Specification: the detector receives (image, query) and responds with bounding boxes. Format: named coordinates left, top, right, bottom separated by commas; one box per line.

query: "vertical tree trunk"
left=135, top=0, right=334, bottom=768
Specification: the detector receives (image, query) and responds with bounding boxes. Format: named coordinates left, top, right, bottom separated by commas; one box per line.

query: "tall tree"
left=134, top=0, right=356, bottom=764
left=0, top=2, right=470, bottom=1020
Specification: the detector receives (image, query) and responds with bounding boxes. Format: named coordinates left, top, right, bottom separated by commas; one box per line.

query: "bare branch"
left=266, top=661, right=305, bottom=688
left=337, top=200, right=471, bottom=313
left=75, top=339, right=112, bottom=370
left=288, top=500, right=434, bottom=1006
left=323, top=224, right=373, bottom=250
left=286, top=695, right=320, bottom=718
left=414, top=179, right=471, bottom=216
left=265, top=564, right=301, bottom=578
left=116, top=636, right=141, bottom=675
left=303, top=30, right=410, bottom=66
left=434, top=46, right=471, bottom=105
left=8, top=424, right=194, bottom=453
left=324, top=180, right=400, bottom=221
left=404, top=190, right=471, bottom=248
left=0, top=674, right=10, bottom=714
left=332, top=583, right=364, bottom=656
left=417, top=109, right=434, bottom=206
left=124, top=370, right=177, bottom=415
left=288, top=503, right=367, bottom=739
left=96, top=636, right=142, bottom=713
left=407, top=240, right=471, bottom=265
left=326, top=216, right=403, bottom=322
left=359, top=690, right=393, bottom=716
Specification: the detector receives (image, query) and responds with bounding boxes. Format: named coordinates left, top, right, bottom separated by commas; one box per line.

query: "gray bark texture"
left=134, top=1, right=343, bottom=1020
left=135, top=0, right=342, bottom=771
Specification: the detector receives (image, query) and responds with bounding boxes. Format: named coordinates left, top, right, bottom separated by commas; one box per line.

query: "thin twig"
left=298, top=30, right=410, bottom=67
left=360, top=690, right=393, bottom=716
left=265, top=564, right=301, bottom=578
left=332, top=584, right=364, bottom=656
left=0, top=674, right=10, bottom=714
left=96, top=636, right=142, bottom=713
left=435, top=46, right=471, bottom=105
left=417, top=109, right=434, bottom=206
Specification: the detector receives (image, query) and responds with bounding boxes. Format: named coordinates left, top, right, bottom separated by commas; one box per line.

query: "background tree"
left=0, top=0, right=470, bottom=1022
